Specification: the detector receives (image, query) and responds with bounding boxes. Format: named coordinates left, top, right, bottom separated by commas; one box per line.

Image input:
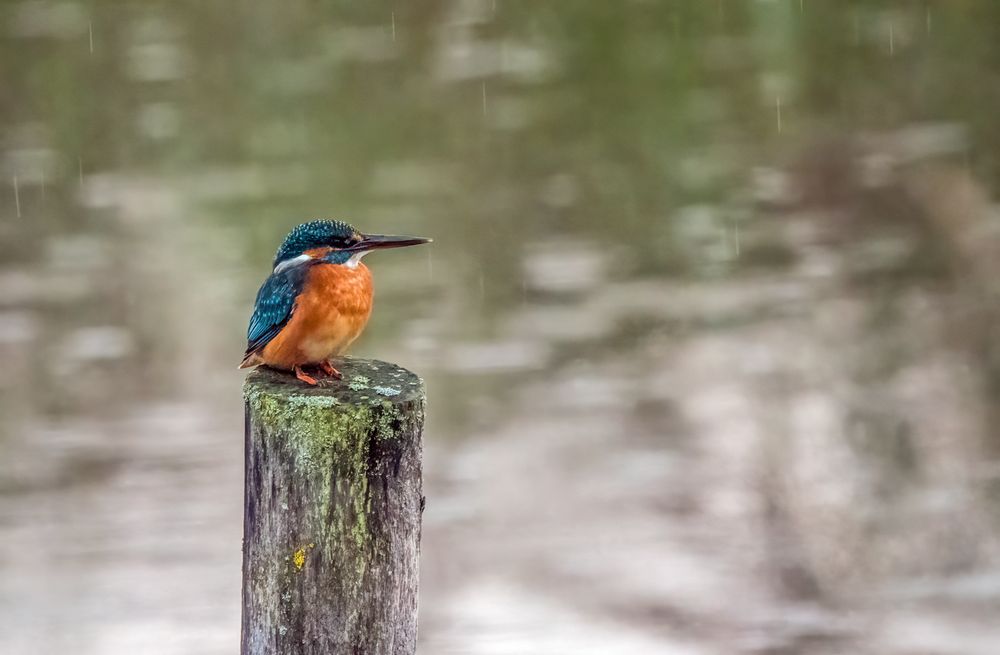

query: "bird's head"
left=272, top=219, right=431, bottom=273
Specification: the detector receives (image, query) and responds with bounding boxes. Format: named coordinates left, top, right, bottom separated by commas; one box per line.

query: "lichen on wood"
left=242, top=358, right=424, bottom=655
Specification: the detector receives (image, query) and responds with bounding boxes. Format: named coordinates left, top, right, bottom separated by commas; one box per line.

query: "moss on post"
left=241, top=359, right=424, bottom=655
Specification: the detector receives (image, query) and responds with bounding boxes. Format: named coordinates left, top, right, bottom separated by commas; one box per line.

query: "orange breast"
left=260, top=262, right=374, bottom=370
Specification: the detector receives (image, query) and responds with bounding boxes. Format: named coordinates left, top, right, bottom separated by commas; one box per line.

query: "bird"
left=240, top=219, right=431, bottom=385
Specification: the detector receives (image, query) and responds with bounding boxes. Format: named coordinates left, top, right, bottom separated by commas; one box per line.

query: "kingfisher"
left=240, top=220, right=431, bottom=385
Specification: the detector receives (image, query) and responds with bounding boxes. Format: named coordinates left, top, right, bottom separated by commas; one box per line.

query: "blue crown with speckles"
left=272, top=220, right=358, bottom=267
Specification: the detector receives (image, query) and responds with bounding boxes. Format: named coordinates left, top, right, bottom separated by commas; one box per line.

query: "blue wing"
left=245, top=262, right=312, bottom=356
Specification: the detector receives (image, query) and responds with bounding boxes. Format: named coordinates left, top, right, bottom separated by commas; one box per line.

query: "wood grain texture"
left=242, top=359, right=424, bottom=655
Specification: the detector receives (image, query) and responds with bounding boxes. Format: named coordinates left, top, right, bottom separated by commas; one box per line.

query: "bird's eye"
left=331, top=235, right=359, bottom=249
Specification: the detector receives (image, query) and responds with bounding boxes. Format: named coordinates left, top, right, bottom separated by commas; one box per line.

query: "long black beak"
left=353, top=233, right=432, bottom=251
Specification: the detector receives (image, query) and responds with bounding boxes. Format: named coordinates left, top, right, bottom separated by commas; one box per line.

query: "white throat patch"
left=345, top=250, right=370, bottom=269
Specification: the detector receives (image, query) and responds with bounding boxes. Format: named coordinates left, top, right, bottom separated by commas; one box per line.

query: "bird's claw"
left=319, top=360, right=343, bottom=380
left=294, top=365, right=320, bottom=386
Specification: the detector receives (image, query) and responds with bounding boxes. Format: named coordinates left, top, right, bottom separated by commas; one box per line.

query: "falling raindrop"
left=853, top=10, right=861, bottom=46
left=889, top=22, right=895, bottom=56
left=391, top=12, right=396, bottom=41
left=13, top=176, right=21, bottom=218
left=40, top=170, right=45, bottom=202
left=481, top=81, right=487, bottom=118
left=926, top=5, right=932, bottom=34
left=88, top=21, right=93, bottom=54
left=78, top=156, right=84, bottom=185
left=776, top=96, right=783, bottom=133
left=733, top=222, right=741, bottom=258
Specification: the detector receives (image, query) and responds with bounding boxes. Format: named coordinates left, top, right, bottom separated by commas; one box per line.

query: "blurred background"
left=3, top=1, right=1000, bottom=653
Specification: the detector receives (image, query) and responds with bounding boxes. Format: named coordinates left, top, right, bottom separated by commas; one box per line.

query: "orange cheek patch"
left=303, top=246, right=334, bottom=259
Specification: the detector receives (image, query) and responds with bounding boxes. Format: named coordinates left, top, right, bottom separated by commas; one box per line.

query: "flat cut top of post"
left=244, top=358, right=424, bottom=407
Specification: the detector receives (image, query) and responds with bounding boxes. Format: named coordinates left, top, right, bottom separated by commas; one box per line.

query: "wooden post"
left=241, top=359, right=425, bottom=655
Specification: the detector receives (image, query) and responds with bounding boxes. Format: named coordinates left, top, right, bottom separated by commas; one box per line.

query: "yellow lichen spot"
left=292, top=543, right=316, bottom=572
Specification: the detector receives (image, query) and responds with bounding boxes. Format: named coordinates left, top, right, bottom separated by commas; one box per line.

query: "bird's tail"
left=238, top=352, right=261, bottom=369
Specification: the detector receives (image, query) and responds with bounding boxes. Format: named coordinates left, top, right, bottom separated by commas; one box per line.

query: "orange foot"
left=319, top=360, right=343, bottom=380
left=294, top=365, right=319, bottom=386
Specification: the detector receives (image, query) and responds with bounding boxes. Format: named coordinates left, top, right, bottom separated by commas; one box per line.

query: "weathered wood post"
left=241, top=359, right=425, bottom=655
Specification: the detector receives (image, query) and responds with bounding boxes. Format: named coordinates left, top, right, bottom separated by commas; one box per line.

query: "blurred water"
left=4, top=1, right=1000, bottom=653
